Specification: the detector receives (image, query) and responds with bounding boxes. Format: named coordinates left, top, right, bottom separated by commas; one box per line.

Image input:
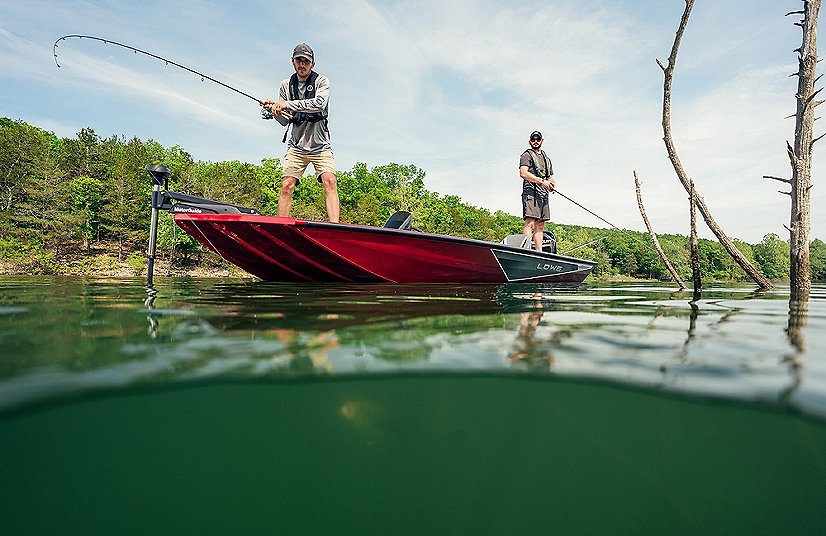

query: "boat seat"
left=384, top=211, right=412, bottom=230
left=501, top=232, right=557, bottom=253
left=501, top=234, right=531, bottom=248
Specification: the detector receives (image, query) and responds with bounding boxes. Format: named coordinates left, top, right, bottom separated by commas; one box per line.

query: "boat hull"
left=174, top=214, right=596, bottom=283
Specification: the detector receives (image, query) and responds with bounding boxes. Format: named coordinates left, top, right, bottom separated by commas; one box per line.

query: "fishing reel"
left=260, top=107, right=274, bottom=120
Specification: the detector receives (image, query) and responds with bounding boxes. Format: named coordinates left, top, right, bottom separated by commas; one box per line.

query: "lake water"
left=1, top=276, right=825, bottom=534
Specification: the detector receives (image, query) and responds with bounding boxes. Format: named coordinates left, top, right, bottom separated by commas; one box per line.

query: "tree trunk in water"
left=789, top=0, right=820, bottom=301
left=690, top=181, right=702, bottom=302
left=634, top=171, right=686, bottom=289
left=658, top=0, right=772, bottom=290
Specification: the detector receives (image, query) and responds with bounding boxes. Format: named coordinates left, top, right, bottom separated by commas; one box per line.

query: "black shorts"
left=522, top=194, right=550, bottom=220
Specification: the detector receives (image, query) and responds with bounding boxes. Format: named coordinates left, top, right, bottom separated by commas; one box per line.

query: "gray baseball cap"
left=292, top=43, right=314, bottom=61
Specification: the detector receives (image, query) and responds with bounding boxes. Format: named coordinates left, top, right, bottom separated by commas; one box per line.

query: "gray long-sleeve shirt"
left=273, top=73, right=332, bottom=155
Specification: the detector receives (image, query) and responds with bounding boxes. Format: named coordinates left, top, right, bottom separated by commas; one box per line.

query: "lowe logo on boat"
left=536, top=262, right=564, bottom=272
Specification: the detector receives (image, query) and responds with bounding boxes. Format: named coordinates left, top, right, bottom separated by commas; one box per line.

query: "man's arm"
left=281, top=75, right=330, bottom=114
left=262, top=81, right=292, bottom=126
left=520, top=165, right=554, bottom=191
left=273, top=82, right=292, bottom=126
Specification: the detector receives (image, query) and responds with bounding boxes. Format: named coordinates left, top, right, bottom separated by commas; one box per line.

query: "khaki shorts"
left=283, top=148, right=336, bottom=184
left=522, top=193, right=550, bottom=221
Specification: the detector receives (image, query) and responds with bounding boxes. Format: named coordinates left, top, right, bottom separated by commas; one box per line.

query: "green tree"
left=99, top=136, right=152, bottom=259
left=754, top=233, right=791, bottom=281
left=71, top=175, right=104, bottom=252
left=810, top=239, right=826, bottom=282
left=0, top=119, right=63, bottom=241
left=256, top=157, right=283, bottom=215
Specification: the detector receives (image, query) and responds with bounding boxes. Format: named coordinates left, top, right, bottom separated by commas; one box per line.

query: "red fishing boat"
left=146, top=165, right=596, bottom=284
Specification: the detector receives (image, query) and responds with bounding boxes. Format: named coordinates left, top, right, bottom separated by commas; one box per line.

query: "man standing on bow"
left=261, top=43, right=339, bottom=223
left=519, top=130, right=555, bottom=251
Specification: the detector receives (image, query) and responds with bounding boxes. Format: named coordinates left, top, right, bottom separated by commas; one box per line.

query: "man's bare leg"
left=320, top=171, right=340, bottom=223
left=279, top=176, right=297, bottom=217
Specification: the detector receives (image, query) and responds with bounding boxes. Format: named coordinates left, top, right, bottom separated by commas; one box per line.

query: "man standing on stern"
left=261, top=43, right=339, bottom=223
left=519, top=130, right=555, bottom=250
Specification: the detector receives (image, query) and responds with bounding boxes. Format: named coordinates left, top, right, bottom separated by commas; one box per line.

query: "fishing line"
left=53, top=34, right=263, bottom=105
left=551, top=188, right=660, bottom=257
left=553, top=189, right=622, bottom=231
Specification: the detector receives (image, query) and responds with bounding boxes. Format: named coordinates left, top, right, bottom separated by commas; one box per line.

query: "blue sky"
left=1, top=0, right=822, bottom=243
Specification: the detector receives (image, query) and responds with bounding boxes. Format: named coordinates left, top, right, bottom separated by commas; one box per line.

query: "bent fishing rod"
left=52, top=34, right=264, bottom=105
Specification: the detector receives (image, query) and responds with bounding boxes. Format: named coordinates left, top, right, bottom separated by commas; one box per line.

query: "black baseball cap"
left=292, top=43, right=314, bottom=61
left=530, top=131, right=543, bottom=139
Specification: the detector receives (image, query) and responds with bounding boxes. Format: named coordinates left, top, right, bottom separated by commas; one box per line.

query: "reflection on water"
left=0, top=277, right=825, bottom=421
left=506, top=293, right=569, bottom=373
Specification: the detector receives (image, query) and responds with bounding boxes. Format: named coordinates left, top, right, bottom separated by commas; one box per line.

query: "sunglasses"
left=530, top=137, right=542, bottom=142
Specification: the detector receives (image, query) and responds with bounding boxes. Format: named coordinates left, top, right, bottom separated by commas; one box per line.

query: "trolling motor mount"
left=144, top=164, right=260, bottom=285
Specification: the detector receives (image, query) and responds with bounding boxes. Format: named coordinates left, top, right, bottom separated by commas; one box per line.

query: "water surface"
left=1, top=277, right=825, bottom=534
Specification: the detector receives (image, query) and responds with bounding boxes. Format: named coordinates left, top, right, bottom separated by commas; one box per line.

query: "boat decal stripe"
left=294, top=228, right=396, bottom=283
left=175, top=220, right=286, bottom=278
left=249, top=225, right=358, bottom=282
left=209, top=223, right=314, bottom=281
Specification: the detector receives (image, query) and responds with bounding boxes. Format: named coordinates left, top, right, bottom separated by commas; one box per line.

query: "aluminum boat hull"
left=174, top=213, right=596, bottom=283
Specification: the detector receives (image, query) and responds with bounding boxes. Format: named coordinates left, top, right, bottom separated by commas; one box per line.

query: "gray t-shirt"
left=519, top=149, right=553, bottom=198
left=273, top=73, right=332, bottom=155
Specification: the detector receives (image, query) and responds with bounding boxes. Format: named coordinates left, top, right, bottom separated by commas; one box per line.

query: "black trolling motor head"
left=147, top=164, right=170, bottom=188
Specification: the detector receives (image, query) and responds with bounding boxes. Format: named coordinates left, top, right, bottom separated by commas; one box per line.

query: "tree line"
left=1, top=117, right=824, bottom=281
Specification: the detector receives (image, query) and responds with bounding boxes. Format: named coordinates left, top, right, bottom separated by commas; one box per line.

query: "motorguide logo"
left=172, top=206, right=204, bottom=213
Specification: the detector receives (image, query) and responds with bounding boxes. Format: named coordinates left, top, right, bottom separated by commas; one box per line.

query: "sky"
left=1, top=0, right=823, bottom=244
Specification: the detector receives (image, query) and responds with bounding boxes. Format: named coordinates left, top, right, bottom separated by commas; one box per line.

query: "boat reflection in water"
left=143, top=281, right=585, bottom=378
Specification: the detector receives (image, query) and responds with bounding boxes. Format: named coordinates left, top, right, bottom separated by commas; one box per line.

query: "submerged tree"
left=689, top=181, right=701, bottom=302
left=634, top=170, right=686, bottom=289
left=657, top=0, right=773, bottom=290
left=765, top=0, right=822, bottom=300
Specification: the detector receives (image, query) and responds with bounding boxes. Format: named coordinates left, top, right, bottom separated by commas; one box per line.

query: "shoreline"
left=0, top=256, right=254, bottom=280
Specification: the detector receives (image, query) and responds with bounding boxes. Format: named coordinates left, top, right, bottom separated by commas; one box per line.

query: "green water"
left=1, top=277, right=825, bottom=534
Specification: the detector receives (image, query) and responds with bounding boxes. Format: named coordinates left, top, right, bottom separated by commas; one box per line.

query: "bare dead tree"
left=634, top=171, right=687, bottom=289
left=657, top=0, right=773, bottom=290
left=690, top=180, right=702, bottom=302
left=765, top=0, right=822, bottom=301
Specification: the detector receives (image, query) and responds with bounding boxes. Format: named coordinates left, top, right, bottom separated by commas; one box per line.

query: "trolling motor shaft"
left=146, top=164, right=170, bottom=287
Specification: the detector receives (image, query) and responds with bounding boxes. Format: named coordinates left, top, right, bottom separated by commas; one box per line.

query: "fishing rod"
left=52, top=34, right=264, bottom=105
left=551, top=188, right=662, bottom=257
left=552, top=188, right=622, bottom=231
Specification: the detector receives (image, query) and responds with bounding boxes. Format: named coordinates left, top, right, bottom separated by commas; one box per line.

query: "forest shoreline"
left=0, top=253, right=728, bottom=284
left=0, top=242, right=657, bottom=282
left=2, top=118, right=817, bottom=283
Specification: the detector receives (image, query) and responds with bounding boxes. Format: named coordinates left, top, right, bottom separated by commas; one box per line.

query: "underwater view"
left=1, top=277, right=825, bottom=535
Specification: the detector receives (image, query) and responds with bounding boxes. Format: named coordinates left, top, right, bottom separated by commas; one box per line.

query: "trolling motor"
left=146, top=164, right=169, bottom=286
left=144, top=164, right=259, bottom=286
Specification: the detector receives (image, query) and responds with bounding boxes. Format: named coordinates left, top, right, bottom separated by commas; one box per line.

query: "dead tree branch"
left=763, top=175, right=792, bottom=184
left=634, top=171, right=686, bottom=289
left=660, top=0, right=773, bottom=289
left=690, top=180, right=702, bottom=302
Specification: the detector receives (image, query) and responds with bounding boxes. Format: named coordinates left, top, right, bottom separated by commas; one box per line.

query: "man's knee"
left=320, top=172, right=337, bottom=189
left=281, top=176, right=297, bottom=195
